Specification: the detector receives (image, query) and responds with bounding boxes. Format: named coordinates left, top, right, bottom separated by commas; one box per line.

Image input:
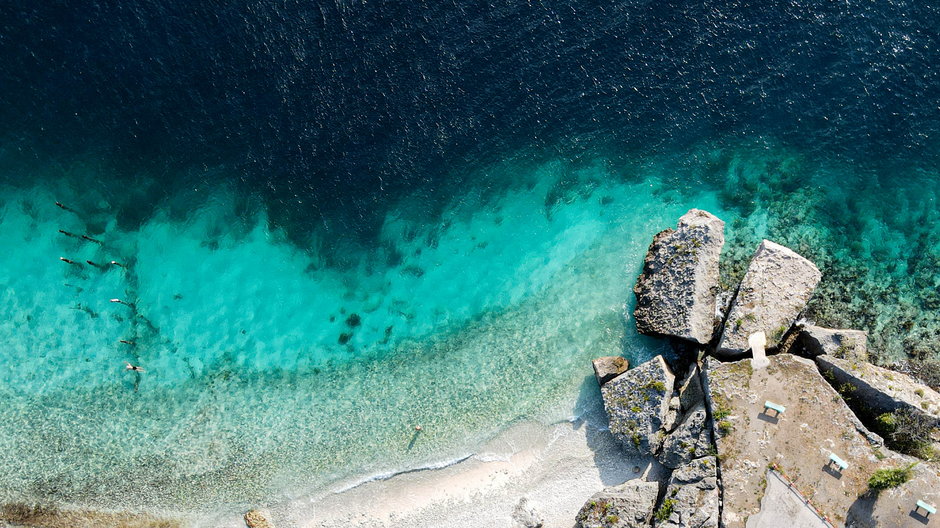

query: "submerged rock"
left=592, top=356, right=629, bottom=387
left=716, top=240, right=821, bottom=359
left=244, top=509, right=275, bottom=528
left=602, top=355, right=676, bottom=456
left=657, top=456, right=720, bottom=528
left=816, top=354, right=940, bottom=423
left=797, top=324, right=868, bottom=361
left=633, top=209, right=725, bottom=345
left=574, top=479, right=659, bottom=528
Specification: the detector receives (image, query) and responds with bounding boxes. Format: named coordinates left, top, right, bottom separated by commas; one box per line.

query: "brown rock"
left=244, top=509, right=274, bottom=528
left=592, top=356, right=629, bottom=387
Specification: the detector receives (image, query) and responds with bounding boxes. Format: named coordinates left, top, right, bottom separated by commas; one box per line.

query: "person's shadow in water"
left=407, top=428, right=422, bottom=451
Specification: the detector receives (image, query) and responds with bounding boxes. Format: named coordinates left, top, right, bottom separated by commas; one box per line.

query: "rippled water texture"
left=0, top=0, right=938, bottom=518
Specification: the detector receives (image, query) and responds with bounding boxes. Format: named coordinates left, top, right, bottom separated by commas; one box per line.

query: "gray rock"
left=716, top=240, right=821, bottom=359
left=663, top=395, right=681, bottom=432
left=592, top=356, right=629, bottom=387
left=797, top=324, right=868, bottom=361
left=658, top=457, right=720, bottom=528
left=633, top=209, right=725, bottom=345
left=511, top=498, right=544, bottom=528
left=659, top=405, right=714, bottom=469
left=816, top=354, right=940, bottom=423
left=575, top=479, right=660, bottom=528
left=602, top=355, right=676, bottom=455
left=677, top=365, right=705, bottom=413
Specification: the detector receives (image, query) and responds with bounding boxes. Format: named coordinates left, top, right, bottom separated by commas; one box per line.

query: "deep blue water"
left=3, top=1, right=938, bottom=239
left=1, top=0, right=938, bottom=521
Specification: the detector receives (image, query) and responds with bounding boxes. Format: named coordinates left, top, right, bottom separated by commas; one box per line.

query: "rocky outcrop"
left=633, top=209, right=725, bottom=345
left=657, top=456, right=719, bottom=528
left=705, top=353, right=940, bottom=528
left=796, top=324, right=868, bottom=361
left=677, top=366, right=705, bottom=413
left=244, top=509, right=274, bottom=528
left=659, top=404, right=713, bottom=469
left=593, top=356, right=629, bottom=387
left=511, top=498, right=544, bottom=528
left=602, top=356, right=676, bottom=456
left=846, top=462, right=940, bottom=527
left=574, top=480, right=660, bottom=528
left=716, top=240, right=821, bottom=359
left=815, top=354, right=940, bottom=423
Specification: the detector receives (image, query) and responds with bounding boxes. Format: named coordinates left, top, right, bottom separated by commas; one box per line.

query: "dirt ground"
left=707, top=354, right=940, bottom=528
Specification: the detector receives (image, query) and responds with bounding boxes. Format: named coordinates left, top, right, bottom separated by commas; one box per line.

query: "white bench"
left=828, top=453, right=848, bottom=472
left=916, top=499, right=936, bottom=517
left=764, top=401, right=786, bottom=417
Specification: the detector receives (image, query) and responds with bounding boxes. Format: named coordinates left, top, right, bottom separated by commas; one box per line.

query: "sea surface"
left=1, top=0, right=938, bottom=521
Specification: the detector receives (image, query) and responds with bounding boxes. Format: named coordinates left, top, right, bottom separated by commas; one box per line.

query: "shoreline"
left=252, top=417, right=659, bottom=528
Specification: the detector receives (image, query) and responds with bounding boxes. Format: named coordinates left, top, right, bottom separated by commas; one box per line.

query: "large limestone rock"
left=574, top=480, right=659, bottom=528
left=633, top=209, right=725, bottom=345
left=659, top=404, right=713, bottom=469
left=716, top=240, right=821, bottom=359
left=816, top=354, right=940, bottom=423
left=592, top=356, right=629, bottom=387
left=797, top=324, right=868, bottom=361
left=602, top=355, right=676, bottom=456
left=657, top=457, right=720, bottom=528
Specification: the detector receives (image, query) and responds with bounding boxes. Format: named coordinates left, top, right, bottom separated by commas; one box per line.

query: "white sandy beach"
left=248, top=417, right=659, bottom=528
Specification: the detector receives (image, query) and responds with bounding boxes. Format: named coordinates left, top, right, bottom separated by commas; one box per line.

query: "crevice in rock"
left=649, top=471, right=672, bottom=525
left=697, top=360, right=724, bottom=527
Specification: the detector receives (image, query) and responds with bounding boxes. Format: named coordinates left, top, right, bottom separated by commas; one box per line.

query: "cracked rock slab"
left=797, top=324, right=868, bottom=361
left=575, top=479, right=659, bottom=528
left=658, top=456, right=720, bottom=528
left=660, top=404, right=714, bottom=469
left=633, top=209, right=725, bottom=345
left=602, top=355, right=676, bottom=456
left=816, top=354, right=940, bottom=423
left=716, top=240, right=821, bottom=359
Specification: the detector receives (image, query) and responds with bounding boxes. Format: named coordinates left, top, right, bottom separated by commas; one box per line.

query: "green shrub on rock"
left=654, top=498, right=676, bottom=523
left=873, top=409, right=935, bottom=459
left=867, top=463, right=916, bottom=491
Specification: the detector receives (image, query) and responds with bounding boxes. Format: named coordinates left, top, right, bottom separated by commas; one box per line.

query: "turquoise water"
left=0, top=153, right=690, bottom=513
left=1, top=142, right=938, bottom=518
left=3, top=1, right=940, bottom=517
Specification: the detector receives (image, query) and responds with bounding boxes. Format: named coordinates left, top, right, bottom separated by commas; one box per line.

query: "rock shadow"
left=573, top=374, right=645, bottom=486
left=846, top=489, right=878, bottom=527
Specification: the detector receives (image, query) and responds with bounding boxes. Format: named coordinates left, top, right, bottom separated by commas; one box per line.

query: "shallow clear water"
left=1, top=0, right=939, bottom=520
